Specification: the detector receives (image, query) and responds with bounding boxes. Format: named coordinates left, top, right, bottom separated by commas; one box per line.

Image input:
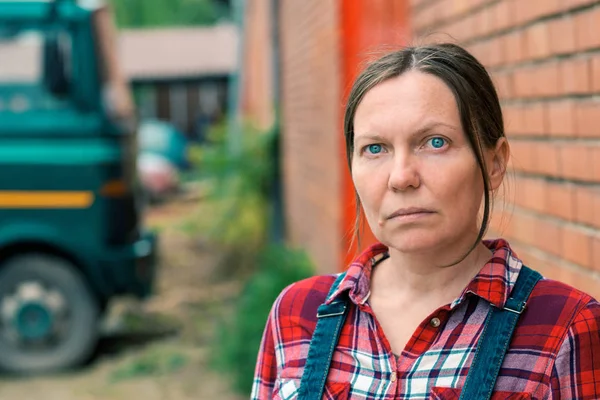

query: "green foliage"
left=109, top=346, right=188, bottom=382
left=211, top=244, right=315, bottom=395
left=108, top=0, right=230, bottom=28
left=181, top=122, right=276, bottom=255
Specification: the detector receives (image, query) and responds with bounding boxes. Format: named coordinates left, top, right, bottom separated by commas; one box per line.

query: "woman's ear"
left=488, top=137, right=510, bottom=191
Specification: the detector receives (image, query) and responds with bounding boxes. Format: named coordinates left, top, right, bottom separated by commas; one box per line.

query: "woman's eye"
left=366, top=144, right=383, bottom=154
left=426, top=137, right=447, bottom=149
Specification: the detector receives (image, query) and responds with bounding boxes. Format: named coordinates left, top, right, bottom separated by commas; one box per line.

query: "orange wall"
left=339, top=0, right=411, bottom=269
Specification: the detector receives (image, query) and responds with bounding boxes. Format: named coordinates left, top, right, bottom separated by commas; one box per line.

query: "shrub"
left=211, top=243, right=315, bottom=395
left=181, top=122, right=276, bottom=271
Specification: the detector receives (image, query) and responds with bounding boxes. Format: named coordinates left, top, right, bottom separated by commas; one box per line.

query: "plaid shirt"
left=251, top=239, right=600, bottom=399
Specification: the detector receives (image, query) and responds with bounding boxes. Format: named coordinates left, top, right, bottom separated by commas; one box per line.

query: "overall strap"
left=459, top=265, right=542, bottom=400
left=298, top=272, right=349, bottom=400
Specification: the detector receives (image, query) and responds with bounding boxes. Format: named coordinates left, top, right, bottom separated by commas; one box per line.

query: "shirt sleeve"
left=250, top=302, right=279, bottom=400
left=552, top=298, right=600, bottom=399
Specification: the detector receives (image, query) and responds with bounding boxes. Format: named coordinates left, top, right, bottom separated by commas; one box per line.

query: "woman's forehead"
left=353, top=71, right=461, bottom=136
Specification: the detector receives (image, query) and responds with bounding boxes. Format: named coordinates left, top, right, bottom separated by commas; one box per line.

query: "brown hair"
left=344, top=43, right=505, bottom=263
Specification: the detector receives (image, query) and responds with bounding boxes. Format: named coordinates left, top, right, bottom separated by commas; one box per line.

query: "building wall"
left=279, top=0, right=342, bottom=273
left=240, top=0, right=276, bottom=131
left=411, top=0, right=600, bottom=297
left=273, top=0, right=411, bottom=273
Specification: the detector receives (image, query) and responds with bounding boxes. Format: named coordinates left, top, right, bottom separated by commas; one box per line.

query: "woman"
left=251, top=43, right=600, bottom=399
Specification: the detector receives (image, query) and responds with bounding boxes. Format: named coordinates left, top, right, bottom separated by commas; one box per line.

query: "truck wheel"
left=0, top=254, right=100, bottom=374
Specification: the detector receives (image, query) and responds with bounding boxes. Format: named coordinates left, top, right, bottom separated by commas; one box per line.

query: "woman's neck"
left=370, top=242, right=493, bottom=306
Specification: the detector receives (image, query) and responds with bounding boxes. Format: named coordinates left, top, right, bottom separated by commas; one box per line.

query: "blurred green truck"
left=0, top=0, right=158, bottom=373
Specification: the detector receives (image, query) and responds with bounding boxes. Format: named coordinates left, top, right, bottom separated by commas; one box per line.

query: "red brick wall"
left=411, top=0, right=600, bottom=297
left=279, top=0, right=342, bottom=273
left=240, top=0, right=276, bottom=131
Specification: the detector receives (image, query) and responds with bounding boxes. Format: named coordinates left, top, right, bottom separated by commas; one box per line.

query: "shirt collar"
left=326, top=239, right=524, bottom=309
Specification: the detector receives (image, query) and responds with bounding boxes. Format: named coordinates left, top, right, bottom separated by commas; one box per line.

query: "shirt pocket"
left=273, top=378, right=350, bottom=400
left=430, top=387, right=532, bottom=400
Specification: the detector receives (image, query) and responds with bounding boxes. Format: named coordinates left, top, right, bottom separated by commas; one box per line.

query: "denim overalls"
left=297, top=266, right=542, bottom=400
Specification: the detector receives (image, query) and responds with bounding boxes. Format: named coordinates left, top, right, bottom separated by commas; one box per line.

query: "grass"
left=108, top=344, right=188, bottom=383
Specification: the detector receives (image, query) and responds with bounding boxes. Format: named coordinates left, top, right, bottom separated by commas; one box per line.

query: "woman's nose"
left=387, top=155, right=421, bottom=191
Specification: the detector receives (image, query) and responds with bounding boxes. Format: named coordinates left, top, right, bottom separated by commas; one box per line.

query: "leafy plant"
left=181, top=122, right=277, bottom=275
left=108, top=0, right=230, bottom=28
left=211, top=244, right=315, bottom=395
left=109, top=345, right=188, bottom=382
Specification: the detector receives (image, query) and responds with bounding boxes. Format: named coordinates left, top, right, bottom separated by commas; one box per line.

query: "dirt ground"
left=0, top=194, right=247, bottom=400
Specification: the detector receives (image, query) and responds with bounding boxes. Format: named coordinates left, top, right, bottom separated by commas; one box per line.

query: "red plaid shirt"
left=251, top=239, right=600, bottom=399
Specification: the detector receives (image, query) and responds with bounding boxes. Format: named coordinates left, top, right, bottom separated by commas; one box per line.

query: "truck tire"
left=0, top=253, right=100, bottom=374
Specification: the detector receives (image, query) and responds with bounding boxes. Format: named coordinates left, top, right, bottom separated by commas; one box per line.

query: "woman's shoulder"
left=272, top=273, right=341, bottom=323
left=526, top=275, right=598, bottom=327
left=531, top=276, right=595, bottom=304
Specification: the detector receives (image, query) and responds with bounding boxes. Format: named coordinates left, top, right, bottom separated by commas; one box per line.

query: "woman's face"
left=351, top=70, right=506, bottom=254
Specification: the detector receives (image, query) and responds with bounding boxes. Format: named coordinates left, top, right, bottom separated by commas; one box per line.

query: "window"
left=0, top=26, right=72, bottom=113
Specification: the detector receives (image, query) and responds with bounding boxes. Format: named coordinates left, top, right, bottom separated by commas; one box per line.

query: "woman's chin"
left=380, top=233, right=443, bottom=254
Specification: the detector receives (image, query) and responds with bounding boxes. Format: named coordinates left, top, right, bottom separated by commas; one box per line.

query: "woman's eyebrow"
left=354, top=133, right=388, bottom=143
left=354, top=122, right=459, bottom=143
left=412, top=121, right=459, bottom=135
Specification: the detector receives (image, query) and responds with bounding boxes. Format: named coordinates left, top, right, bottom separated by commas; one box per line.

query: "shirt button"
left=390, top=372, right=397, bottom=382
left=430, top=317, right=441, bottom=328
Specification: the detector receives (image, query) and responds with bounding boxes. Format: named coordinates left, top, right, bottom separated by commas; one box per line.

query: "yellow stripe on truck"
left=0, top=191, right=94, bottom=208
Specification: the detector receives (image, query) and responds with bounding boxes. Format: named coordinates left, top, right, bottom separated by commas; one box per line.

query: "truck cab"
left=0, top=0, right=158, bottom=373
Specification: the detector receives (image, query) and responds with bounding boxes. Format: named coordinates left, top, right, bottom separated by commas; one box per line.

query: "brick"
left=594, top=188, right=600, bottom=228
left=533, top=142, right=561, bottom=176
left=510, top=140, right=538, bottom=173
left=558, top=266, right=600, bottom=299
left=560, top=144, right=594, bottom=181
left=525, top=23, right=550, bottom=61
left=534, top=62, right=560, bottom=97
left=591, top=146, right=600, bottom=184
left=455, top=0, right=470, bottom=16
left=479, top=7, right=494, bottom=37
left=562, top=226, right=592, bottom=268
left=534, top=218, right=563, bottom=257
left=503, top=104, right=523, bottom=136
left=466, top=42, right=482, bottom=66
left=488, top=37, right=505, bottom=68
left=473, top=14, right=487, bottom=42
left=458, top=15, right=475, bottom=42
left=511, top=212, right=538, bottom=247
left=522, top=102, right=547, bottom=135
left=489, top=209, right=512, bottom=239
left=575, top=187, right=600, bottom=228
left=593, top=236, right=600, bottom=272
left=518, top=177, right=547, bottom=213
left=559, top=58, right=591, bottom=95
left=549, top=17, right=576, bottom=55
left=531, top=258, right=564, bottom=282
left=564, top=0, right=600, bottom=10
left=575, top=187, right=596, bottom=226
left=574, top=7, right=600, bottom=51
left=547, top=100, right=577, bottom=137
left=512, top=68, right=533, bottom=98
left=493, top=72, right=513, bottom=99
left=575, top=100, right=600, bottom=137
left=592, top=54, right=600, bottom=93
left=515, top=0, right=536, bottom=25
left=545, top=182, right=575, bottom=221
left=494, top=1, right=512, bottom=32
left=589, top=7, right=600, bottom=48
left=504, top=31, right=525, bottom=64
left=535, top=0, right=564, bottom=17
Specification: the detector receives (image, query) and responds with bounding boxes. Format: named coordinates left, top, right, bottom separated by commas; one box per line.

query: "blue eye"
left=428, top=137, right=446, bottom=149
left=367, top=144, right=383, bottom=154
